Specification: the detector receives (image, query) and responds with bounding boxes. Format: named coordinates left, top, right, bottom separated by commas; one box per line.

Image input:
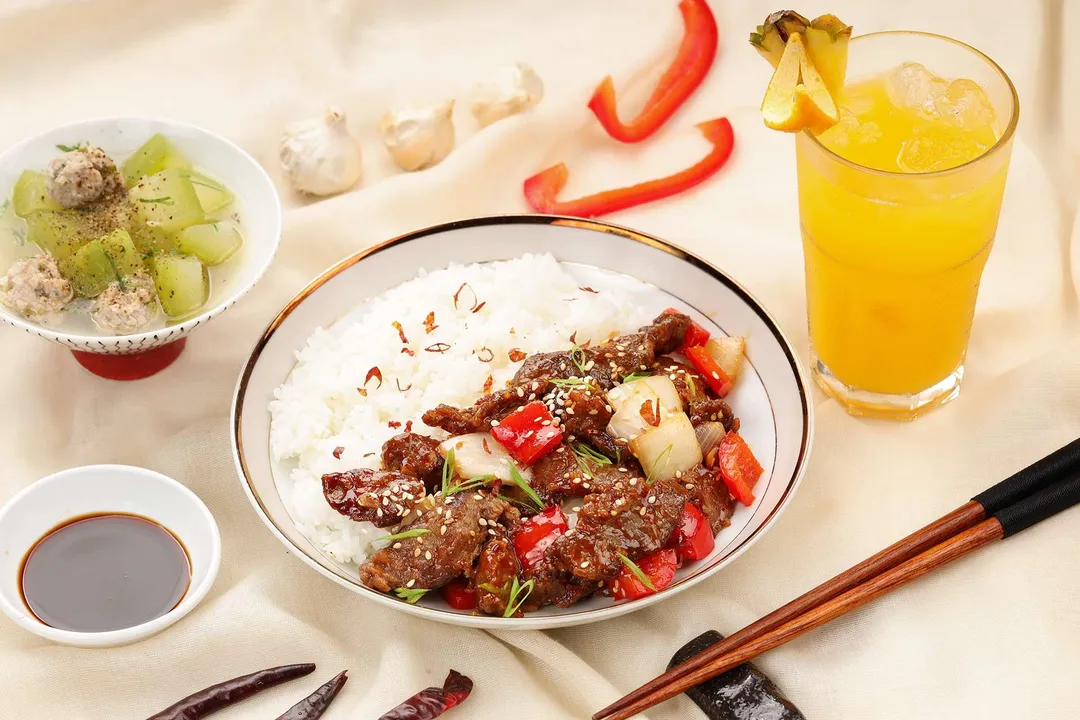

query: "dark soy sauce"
left=19, top=513, right=190, bottom=632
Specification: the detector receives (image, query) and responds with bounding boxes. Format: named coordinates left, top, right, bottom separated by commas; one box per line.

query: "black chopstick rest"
left=668, top=631, right=806, bottom=720
left=994, top=472, right=1080, bottom=538
left=973, top=438, right=1080, bottom=515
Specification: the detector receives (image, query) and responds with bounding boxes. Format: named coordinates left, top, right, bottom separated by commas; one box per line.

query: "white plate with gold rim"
left=231, top=215, right=812, bottom=629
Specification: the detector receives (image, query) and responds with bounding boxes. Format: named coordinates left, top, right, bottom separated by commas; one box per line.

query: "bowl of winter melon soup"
left=0, top=117, right=281, bottom=380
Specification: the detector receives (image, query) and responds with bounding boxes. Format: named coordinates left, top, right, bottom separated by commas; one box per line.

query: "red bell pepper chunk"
left=716, top=432, right=763, bottom=506
left=611, top=549, right=678, bottom=600
left=685, top=345, right=733, bottom=397
left=669, top=502, right=714, bottom=561
left=440, top=577, right=477, bottom=611
left=588, top=0, right=719, bottom=143
left=490, top=400, right=563, bottom=466
left=523, top=118, right=735, bottom=219
left=512, top=506, right=569, bottom=570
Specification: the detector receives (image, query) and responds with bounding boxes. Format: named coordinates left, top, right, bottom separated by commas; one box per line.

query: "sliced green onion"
left=620, top=371, right=652, bottom=384
left=445, top=474, right=495, bottom=496
left=645, top=444, right=674, bottom=485
left=394, top=587, right=429, bottom=604
left=570, top=345, right=588, bottom=374
left=376, top=528, right=430, bottom=544
left=574, top=443, right=613, bottom=466
left=617, top=553, right=656, bottom=591
left=550, top=377, right=592, bottom=389
left=507, top=464, right=544, bottom=512
left=441, top=446, right=456, bottom=494
left=503, top=577, right=536, bottom=617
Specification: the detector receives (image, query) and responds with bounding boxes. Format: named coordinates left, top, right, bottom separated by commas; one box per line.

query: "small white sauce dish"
left=0, top=464, right=221, bottom=648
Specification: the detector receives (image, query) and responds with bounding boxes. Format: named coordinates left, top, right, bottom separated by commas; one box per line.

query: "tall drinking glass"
left=796, top=32, right=1019, bottom=419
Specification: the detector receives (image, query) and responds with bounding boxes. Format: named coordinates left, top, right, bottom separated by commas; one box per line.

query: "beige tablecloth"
left=2, top=1, right=1079, bottom=718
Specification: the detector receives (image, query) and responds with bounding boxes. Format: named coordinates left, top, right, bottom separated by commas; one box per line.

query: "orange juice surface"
left=797, top=62, right=1010, bottom=396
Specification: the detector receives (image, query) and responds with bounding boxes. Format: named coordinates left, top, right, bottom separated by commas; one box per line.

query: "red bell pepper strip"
left=611, top=549, right=678, bottom=600
left=512, top=505, right=569, bottom=570
left=440, top=578, right=478, bottom=611
left=716, top=432, right=763, bottom=506
left=669, top=502, right=715, bottom=560
left=490, top=400, right=563, bottom=466
left=588, top=0, right=719, bottom=143
left=685, top=345, right=733, bottom=397
left=523, top=118, right=735, bottom=219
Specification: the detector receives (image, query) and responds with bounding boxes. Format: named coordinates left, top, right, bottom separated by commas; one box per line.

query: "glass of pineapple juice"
left=796, top=31, right=1019, bottom=420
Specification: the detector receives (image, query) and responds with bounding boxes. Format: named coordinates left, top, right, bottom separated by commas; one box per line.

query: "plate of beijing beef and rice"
left=232, top=216, right=812, bottom=628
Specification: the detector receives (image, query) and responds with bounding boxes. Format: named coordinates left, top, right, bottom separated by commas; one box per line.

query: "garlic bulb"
left=279, top=107, right=363, bottom=196
left=470, top=62, right=544, bottom=128
left=379, top=100, right=455, bottom=172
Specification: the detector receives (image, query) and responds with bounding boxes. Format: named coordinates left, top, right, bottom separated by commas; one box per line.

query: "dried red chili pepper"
left=508, top=349, right=527, bottom=362
left=588, top=0, right=718, bottom=143
left=482, top=375, right=494, bottom=393
left=423, top=311, right=438, bottom=334
left=472, top=301, right=486, bottom=314
left=377, top=670, right=473, bottom=720
left=404, top=420, right=413, bottom=433
left=401, top=348, right=416, bottom=357
left=275, top=670, right=348, bottom=720
left=392, top=321, right=409, bottom=344
left=579, top=286, right=599, bottom=294
left=396, top=379, right=412, bottom=393
left=365, top=366, right=383, bottom=390
left=523, top=118, right=734, bottom=219
left=332, top=446, right=345, bottom=459
left=147, top=664, right=316, bottom=720
left=425, top=343, right=452, bottom=354
left=388, top=421, right=402, bottom=429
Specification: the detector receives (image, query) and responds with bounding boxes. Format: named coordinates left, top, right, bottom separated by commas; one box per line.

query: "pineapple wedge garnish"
left=751, top=11, right=851, bottom=134
left=760, top=32, right=839, bottom=135
left=804, top=14, right=851, bottom=98
left=750, top=11, right=810, bottom=67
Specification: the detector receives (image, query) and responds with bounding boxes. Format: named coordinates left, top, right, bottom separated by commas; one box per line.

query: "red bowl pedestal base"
left=71, top=337, right=187, bottom=381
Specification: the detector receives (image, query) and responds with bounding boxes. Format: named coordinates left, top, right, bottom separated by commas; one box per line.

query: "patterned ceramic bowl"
left=0, top=117, right=281, bottom=379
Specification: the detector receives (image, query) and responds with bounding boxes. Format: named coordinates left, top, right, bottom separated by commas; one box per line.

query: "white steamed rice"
left=269, top=253, right=650, bottom=564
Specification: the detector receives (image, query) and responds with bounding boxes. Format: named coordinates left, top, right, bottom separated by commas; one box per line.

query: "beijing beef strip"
left=550, top=475, right=684, bottom=582
left=358, top=492, right=518, bottom=593
left=381, top=433, right=445, bottom=494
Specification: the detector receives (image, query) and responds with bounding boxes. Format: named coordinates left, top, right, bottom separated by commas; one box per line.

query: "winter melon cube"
left=121, top=134, right=192, bottom=187
left=185, top=171, right=234, bottom=214
left=12, top=171, right=62, bottom=217
left=176, top=222, right=242, bottom=266
left=129, top=169, right=204, bottom=235
left=67, top=240, right=114, bottom=297
left=152, top=253, right=208, bottom=318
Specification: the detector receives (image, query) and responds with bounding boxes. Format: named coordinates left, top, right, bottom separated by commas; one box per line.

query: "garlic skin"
left=470, top=63, right=544, bottom=128
left=379, top=100, right=456, bottom=172
left=279, top=107, right=363, bottom=196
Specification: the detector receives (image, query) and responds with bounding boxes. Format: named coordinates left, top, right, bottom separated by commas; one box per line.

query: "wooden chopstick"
left=594, top=438, right=1080, bottom=720
left=601, top=518, right=1005, bottom=720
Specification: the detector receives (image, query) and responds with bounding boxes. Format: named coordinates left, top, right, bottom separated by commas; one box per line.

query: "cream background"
left=1, top=1, right=1078, bottom=718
